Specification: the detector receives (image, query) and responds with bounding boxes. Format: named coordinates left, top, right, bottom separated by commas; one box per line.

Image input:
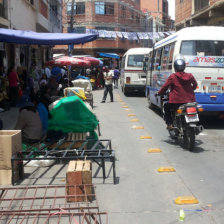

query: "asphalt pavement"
left=1, top=87, right=224, bottom=224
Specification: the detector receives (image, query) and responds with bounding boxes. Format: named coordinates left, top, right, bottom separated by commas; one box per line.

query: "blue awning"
left=0, top=28, right=98, bottom=45
left=98, top=52, right=120, bottom=59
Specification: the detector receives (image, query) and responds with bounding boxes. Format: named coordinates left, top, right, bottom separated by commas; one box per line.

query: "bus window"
left=161, top=45, right=170, bottom=70
left=180, top=40, right=224, bottom=56
left=153, top=48, right=162, bottom=71
left=168, top=44, right=175, bottom=70
left=127, top=55, right=144, bottom=67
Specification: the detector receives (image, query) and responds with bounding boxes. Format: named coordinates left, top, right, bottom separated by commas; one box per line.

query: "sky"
left=168, top=0, right=175, bottom=20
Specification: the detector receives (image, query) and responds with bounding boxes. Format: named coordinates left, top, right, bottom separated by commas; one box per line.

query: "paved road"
left=1, top=87, right=224, bottom=223
left=93, top=87, right=224, bottom=224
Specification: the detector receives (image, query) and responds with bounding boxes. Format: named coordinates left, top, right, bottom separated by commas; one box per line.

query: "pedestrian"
left=8, top=66, right=19, bottom=106
left=15, top=95, right=44, bottom=144
left=113, top=68, right=120, bottom=89
left=30, top=93, right=49, bottom=135
left=42, top=64, right=51, bottom=79
left=101, top=66, right=114, bottom=103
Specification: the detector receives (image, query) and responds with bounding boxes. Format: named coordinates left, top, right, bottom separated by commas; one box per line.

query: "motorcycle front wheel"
left=183, top=126, right=195, bottom=151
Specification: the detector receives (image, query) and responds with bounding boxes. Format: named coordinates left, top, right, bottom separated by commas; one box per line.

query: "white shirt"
left=104, top=71, right=113, bottom=85
left=44, top=67, right=51, bottom=79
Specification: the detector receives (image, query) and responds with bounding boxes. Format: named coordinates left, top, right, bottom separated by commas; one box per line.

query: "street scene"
left=0, top=0, right=224, bottom=223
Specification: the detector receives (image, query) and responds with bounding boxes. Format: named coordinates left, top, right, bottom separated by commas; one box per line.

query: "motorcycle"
left=160, top=94, right=204, bottom=151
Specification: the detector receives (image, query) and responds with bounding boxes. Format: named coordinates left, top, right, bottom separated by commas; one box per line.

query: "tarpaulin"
left=98, top=52, right=120, bottom=59
left=48, top=96, right=99, bottom=133
left=0, top=28, right=98, bottom=45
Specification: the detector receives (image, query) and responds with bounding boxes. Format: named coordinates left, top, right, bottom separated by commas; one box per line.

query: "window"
left=127, top=55, right=145, bottom=67
left=95, top=2, right=114, bottom=15
left=194, top=0, right=209, bottom=12
left=161, top=46, right=170, bottom=70
left=50, top=4, right=58, bottom=16
left=153, top=48, right=162, bottom=70
left=67, top=2, right=85, bottom=15
left=120, top=5, right=126, bottom=18
left=180, top=40, right=224, bottom=56
left=68, top=27, right=86, bottom=34
left=168, top=44, right=175, bottom=70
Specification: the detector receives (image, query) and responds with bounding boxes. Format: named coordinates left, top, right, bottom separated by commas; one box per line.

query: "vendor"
left=30, top=93, right=49, bottom=135
left=14, top=95, right=44, bottom=144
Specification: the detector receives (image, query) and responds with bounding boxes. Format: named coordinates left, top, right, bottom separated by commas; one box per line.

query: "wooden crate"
left=66, top=160, right=92, bottom=202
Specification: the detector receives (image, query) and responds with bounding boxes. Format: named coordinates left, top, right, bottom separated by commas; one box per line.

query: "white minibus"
left=120, top=48, right=152, bottom=95
left=146, top=26, right=224, bottom=114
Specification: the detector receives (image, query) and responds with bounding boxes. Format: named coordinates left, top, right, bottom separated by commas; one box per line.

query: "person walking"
left=113, top=68, right=120, bottom=89
left=101, top=66, right=114, bottom=103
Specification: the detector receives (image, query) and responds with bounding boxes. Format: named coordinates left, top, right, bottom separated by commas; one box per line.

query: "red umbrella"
left=45, top=56, right=91, bottom=67
left=78, top=56, right=100, bottom=66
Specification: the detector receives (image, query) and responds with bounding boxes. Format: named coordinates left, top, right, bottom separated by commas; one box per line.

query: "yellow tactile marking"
left=140, top=136, right=152, bottom=139
left=132, top=125, right=144, bottom=129
left=122, top=106, right=129, bottom=108
left=148, top=148, right=162, bottom=153
left=130, top=119, right=140, bottom=122
left=175, top=196, right=199, bottom=205
left=128, top=114, right=136, bottom=117
left=157, top=167, right=176, bottom=172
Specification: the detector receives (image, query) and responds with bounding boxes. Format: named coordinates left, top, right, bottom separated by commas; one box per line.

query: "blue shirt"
left=37, top=103, right=48, bottom=133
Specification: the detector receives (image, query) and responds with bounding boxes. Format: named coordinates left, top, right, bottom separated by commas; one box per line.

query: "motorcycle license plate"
left=185, top=114, right=199, bottom=123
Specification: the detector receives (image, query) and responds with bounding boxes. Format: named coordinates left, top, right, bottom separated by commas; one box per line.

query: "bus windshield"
left=180, top=40, right=224, bottom=56
left=127, top=55, right=144, bottom=67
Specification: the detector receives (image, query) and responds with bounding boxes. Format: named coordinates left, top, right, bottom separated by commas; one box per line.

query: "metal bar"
left=18, top=186, right=29, bottom=210
left=0, top=207, right=99, bottom=213
left=30, top=187, right=38, bottom=209
left=102, top=158, right=106, bottom=179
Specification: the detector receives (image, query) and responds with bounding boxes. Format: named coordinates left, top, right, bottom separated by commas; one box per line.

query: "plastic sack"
left=64, top=87, right=86, bottom=100
left=24, top=156, right=56, bottom=167
left=71, top=79, right=92, bottom=92
left=48, top=96, right=99, bottom=133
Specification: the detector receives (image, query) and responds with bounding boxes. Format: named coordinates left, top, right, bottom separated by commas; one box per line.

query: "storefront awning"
left=98, top=52, right=120, bottom=59
left=0, top=28, right=98, bottom=45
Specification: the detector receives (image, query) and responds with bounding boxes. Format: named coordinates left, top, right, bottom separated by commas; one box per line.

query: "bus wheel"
left=148, top=95, right=155, bottom=109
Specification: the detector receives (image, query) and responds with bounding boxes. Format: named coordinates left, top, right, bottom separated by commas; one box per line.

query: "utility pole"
left=68, top=0, right=75, bottom=56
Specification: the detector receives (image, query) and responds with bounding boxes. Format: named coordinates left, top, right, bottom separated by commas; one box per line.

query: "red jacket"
left=158, top=72, right=197, bottom=104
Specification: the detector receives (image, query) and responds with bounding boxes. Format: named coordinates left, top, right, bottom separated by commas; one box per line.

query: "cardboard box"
left=0, top=165, right=22, bottom=185
left=66, top=160, right=92, bottom=202
left=0, top=130, right=22, bottom=169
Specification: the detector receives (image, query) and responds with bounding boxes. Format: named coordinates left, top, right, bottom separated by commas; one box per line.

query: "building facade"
left=55, top=0, right=148, bottom=57
left=140, top=0, right=174, bottom=33
left=0, top=0, right=63, bottom=71
left=175, top=0, right=224, bottom=30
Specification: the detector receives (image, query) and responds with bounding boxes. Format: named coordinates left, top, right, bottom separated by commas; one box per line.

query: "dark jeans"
left=102, top=84, right=113, bottom=102
left=9, top=86, right=19, bottom=106
left=164, top=103, right=183, bottom=125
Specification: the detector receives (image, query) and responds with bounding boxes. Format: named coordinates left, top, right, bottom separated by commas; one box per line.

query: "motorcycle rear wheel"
left=183, top=127, right=195, bottom=151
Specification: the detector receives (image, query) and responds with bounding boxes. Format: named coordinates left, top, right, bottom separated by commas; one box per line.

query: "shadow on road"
left=199, top=114, right=224, bottom=130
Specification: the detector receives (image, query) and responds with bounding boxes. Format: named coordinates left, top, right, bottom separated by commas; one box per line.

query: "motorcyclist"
left=157, top=56, right=198, bottom=129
